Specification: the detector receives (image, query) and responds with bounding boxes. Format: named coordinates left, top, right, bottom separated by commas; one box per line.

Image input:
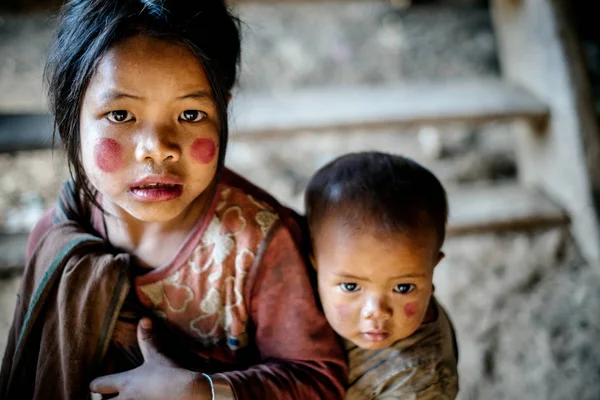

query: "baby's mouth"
left=361, top=330, right=391, bottom=342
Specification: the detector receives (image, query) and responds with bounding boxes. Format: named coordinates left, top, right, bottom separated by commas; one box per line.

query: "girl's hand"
left=90, top=318, right=223, bottom=400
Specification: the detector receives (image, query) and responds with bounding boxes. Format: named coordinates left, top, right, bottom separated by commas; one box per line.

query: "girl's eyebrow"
left=177, top=90, right=214, bottom=101
left=98, top=89, right=141, bottom=103
left=97, top=89, right=213, bottom=103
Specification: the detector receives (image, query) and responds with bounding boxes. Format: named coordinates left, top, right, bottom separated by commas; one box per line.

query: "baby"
left=305, top=151, right=459, bottom=399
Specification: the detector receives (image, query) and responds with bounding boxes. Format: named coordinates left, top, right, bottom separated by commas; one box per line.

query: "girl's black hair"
left=305, top=151, right=449, bottom=251
left=45, top=0, right=241, bottom=208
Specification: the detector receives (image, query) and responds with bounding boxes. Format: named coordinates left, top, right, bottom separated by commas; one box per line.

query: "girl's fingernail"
left=141, top=318, right=152, bottom=329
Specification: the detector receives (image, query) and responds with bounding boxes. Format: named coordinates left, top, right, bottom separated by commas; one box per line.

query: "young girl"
left=0, top=0, right=346, bottom=399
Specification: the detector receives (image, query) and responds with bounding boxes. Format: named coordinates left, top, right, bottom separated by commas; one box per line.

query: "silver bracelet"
left=202, top=373, right=215, bottom=400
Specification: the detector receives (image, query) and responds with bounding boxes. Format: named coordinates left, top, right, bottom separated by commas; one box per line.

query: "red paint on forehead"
left=404, top=302, right=418, bottom=318
left=94, top=138, right=123, bottom=173
left=190, top=138, right=217, bottom=165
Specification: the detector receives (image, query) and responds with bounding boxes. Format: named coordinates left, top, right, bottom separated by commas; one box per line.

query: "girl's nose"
left=135, top=124, right=181, bottom=164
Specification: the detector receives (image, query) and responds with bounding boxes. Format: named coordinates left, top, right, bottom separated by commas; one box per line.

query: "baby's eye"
left=180, top=110, right=206, bottom=122
left=339, top=283, right=361, bottom=293
left=394, top=284, right=415, bottom=294
left=107, top=110, right=134, bottom=123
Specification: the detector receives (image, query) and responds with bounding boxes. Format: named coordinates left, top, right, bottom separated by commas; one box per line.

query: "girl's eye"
left=180, top=110, right=206, bottom=122
left=394, top=284, right=416, bottom=294
left=107, top=110, right=134, bottom=123
left=339, top=283, right=361, bottom=293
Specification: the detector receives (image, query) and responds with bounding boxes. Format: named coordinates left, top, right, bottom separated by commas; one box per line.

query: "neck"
left=102, top=191, right=212, bottom=268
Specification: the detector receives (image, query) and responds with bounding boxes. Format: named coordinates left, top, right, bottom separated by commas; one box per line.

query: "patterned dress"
left=27, top=169, right=346, bottom=399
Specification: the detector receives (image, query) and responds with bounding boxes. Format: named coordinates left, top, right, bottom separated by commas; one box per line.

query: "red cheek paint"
left=404, top=302, right=418, bottom=318
left=334, top=304, right=351, bottom=320
left=190, top=138, right=217, bottom=164
left=94, top=138, right=123, bottom=173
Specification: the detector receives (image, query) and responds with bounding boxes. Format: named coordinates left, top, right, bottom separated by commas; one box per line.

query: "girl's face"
left=80, top=35, right=221, bottom=223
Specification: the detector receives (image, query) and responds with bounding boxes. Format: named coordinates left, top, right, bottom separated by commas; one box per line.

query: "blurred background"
left=1, top=0, right=599, bottom=398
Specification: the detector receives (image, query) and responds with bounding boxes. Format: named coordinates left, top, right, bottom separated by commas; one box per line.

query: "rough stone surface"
left=0, top=150, right=68, bottom=232
left=436, top=229, right=600, bottom=399
left=237, top=3, right=497, bottom=93
left=0, top=12, right=54, bottom=112
left=0, top=4, right=498, bottom=110
left=492, top=0, right=600, bottom=265
left=228, top=123, right=516, bottom=211
left=0, top=274, right=20, bottom=362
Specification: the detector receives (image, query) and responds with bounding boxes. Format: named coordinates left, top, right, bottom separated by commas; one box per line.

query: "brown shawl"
left=0, top=181, right=131, bottom=400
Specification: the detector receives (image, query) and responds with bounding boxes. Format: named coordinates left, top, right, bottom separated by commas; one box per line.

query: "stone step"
left=229, top=79, right=549, bottom=140
left=0, top=182, right=568, bottom=274
left=447, top=183, right=569, bottom=236
left=0, top=79, right=548, bottom=152
left=0, top=114, right=56, bottom=152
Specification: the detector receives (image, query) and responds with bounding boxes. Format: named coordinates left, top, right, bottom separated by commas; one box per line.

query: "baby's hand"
left=90, top=318, right=216, bottom=400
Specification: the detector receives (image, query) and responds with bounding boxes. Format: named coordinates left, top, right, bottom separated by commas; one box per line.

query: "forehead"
left=314, top=221, right=438, bottom=277
left=87, top=35, right=211, bottom=97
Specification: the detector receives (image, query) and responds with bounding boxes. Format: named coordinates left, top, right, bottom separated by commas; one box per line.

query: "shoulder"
left=220, top=168, right=300, bottom=220
left=345, top=301, right=459, bottom=399
left=211, top=182, right=281, bottom=249
left=219, top=168, right=308, bottom=249
left=220, top=168, right=284, bottom=209
left=347, top=345, right=458, bottom=400
left=194, top=170, right=310, bottom=286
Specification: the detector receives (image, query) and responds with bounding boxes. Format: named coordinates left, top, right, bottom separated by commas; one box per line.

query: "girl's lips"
left=130, top=174, right=183, bottom=187
left=129, top=184, right=183, bottom=202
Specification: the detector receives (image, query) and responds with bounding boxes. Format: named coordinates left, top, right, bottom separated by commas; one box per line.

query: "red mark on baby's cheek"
left=404, top=302, right=418, bottom=318
left=94, top=139, right=123, bottom=173
left=334, top=304, right=351, bottom=320
left=190, top=138, right=217, bottom=164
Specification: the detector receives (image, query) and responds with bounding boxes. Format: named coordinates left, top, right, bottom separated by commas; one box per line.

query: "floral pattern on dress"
left=138, top=271, right=194, bottom=313
left=138, top=186, right=279, bottom=350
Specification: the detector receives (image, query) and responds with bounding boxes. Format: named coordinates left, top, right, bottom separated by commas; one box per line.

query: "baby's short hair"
left=305, top=152, right=448, bottom=250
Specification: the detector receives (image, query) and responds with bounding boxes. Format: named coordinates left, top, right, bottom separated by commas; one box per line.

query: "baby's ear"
left=434, top=251, right=445, bottom=268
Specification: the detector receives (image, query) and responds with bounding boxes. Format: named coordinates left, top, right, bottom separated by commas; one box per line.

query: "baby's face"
left=314, top=222, right=441, bottom=350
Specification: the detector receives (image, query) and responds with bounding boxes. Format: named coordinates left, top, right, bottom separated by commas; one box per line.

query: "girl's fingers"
left=89, top=372, right=125, bottom=394
left=137, top=317, right=160, bottom=361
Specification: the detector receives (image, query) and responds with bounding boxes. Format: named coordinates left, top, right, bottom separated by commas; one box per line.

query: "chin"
left=125, top=203, right=188, bottom=222
left=357, top=341, right=394, bottom=351
left=351, top=336, right=397, bottom=351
